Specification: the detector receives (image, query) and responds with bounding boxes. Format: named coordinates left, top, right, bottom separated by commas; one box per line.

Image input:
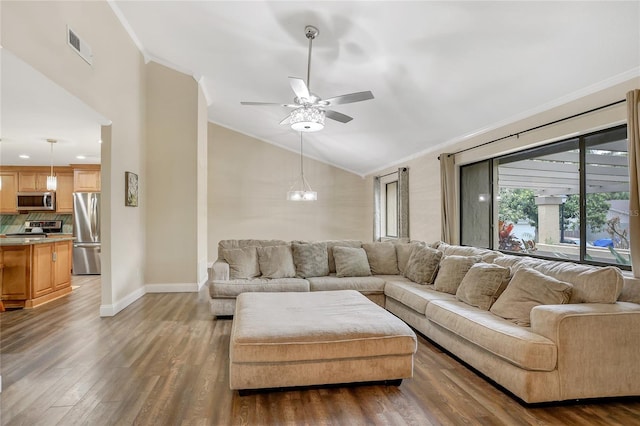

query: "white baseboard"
left=99, top=286, right=146, bottom=317
left=145, top=283, right=198, bottom=293
left=99, top=278, right=209, bottom=317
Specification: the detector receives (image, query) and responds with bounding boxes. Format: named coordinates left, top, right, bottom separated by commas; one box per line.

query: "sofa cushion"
left=437, top=242, right=502, bottom=263
left=619, top=276, right=640, bottom=304
left=396, top=242, right=424, bottom=274
left=257, top=245, right=296, bottom=279
left=493, top=255, right=623, bottom=304
left=404, top=245, right=443, bottom=284
left=218, top=239, right=288, bottom=261
left=455, top=263, right=511, bottom=310
left=490, top=268, right=573, bottom=327
left=209, top=278, right=309, bottom=298
left=434, top=255, right=482, bottom=294
left=324, top=240, right=363, bottom=273
left=363, top=242, right=400, bottom=275
left=291, top=242, right=330, bottom=278
left=307, top=275, right=386, bottom=293
left=426, top=299, right=558, bottom=371
left=221, top=246, right=260, bottom=280
left=333, top=246, right=371, bottom=277
left=384, top=280, right=456, bottom=314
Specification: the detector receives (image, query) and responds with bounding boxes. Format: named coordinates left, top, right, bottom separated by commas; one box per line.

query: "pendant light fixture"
left=287, top=132, right=317, bottom=201
left=46, top=139, right=57, bottom=191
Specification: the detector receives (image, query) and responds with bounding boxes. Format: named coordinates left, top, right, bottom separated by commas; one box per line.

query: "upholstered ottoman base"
left=229, top=290, right=417, bottom=391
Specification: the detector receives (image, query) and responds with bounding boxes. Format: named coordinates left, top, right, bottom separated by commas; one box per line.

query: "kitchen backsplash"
left=0, top=213, right=73, bottom=234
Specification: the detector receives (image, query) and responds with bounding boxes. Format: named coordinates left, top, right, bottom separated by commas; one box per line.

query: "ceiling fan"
left=240, top=25, right=374, bottom=132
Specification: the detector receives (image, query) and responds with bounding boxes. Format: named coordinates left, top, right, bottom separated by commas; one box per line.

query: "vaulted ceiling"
left=2, top=2, right=639, bottom=174
left=112, top=1, right=640, bottom=176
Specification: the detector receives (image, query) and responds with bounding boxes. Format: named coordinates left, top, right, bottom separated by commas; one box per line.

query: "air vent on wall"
left=67, top=26, right=93, bottom=65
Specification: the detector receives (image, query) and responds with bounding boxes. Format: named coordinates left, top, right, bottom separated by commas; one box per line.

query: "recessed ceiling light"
left=76, top=155, right=86, bottom=160
left=98, top=139, right=102, bottom=144
left=19, top=154, right=30, bottom=159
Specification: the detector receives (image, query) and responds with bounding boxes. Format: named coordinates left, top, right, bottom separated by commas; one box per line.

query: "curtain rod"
left=438, top=99, right=626, bottom=160
left=376, top=168, right=406, bottom=179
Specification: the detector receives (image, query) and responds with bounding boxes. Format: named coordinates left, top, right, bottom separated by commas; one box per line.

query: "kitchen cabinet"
left=0, top=172, right=18, bottom=213
left=53, top=240, right=72, bottom=290
left=0, top=239, right=73, bottom=308
left=32, top=243, right=54, bottom=298
left=55, top=173, right=74, bottom=213
left=18, top=171, right=51, bottom=192
left=74, top=169, right=101, bottom=192
left=0, top=245, right=31, bottom=303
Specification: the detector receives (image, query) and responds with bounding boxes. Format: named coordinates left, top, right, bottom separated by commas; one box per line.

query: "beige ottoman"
left=229, top=290, right=417, bottom=392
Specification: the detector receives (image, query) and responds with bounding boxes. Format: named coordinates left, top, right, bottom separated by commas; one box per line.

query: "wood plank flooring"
left=1, top=277, right=640, bottom=425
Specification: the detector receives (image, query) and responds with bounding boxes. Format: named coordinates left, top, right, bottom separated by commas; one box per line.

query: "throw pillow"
left=455, top=263, right=511, bottom=310
left=395, top=242, right=424, bottom=274
left=490, top=267, right=573, bottom=326
left=221, top=246, right=260, bottom=279
left=256, top=245, right=296, bottom=279
left=291, top=242, right=329, bottom=278
left=362, top=242, right=400, bottom=275
left=333, top=246, right=372, bottom=277
left=403, top=245, right=443, bottom=285
left=325, top=240, right=363, bottom=273
left=434, top=255, right=482, bottom=294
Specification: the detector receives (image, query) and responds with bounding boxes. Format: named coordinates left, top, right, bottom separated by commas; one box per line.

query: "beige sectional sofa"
left=208, top=238, right=640, bottom=404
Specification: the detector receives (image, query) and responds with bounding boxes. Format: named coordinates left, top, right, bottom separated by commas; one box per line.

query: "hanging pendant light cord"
left=50, top=141, right=54, bottom=177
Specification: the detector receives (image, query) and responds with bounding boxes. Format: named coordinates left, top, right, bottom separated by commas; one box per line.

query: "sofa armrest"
left=210, top=260, right=230, bottom=281
left=530, top=302, right=640, bottom=399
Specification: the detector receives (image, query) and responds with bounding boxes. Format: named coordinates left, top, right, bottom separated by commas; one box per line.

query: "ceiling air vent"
left=67, top=26, right=93, bottom=66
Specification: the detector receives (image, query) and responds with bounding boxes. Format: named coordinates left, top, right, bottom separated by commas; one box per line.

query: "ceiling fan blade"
left=240, top=101, right=298, bottom=107
left=279, top=115, right=291, bottom=125
left=323, top=91, right=374, bottom=106
left=289, top=77, right=310, bottom=101
left=325, top=110, right=353, bottom=123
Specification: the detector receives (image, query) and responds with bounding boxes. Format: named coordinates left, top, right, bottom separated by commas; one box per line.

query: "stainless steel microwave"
left=16, top=192, right=56, bottom=211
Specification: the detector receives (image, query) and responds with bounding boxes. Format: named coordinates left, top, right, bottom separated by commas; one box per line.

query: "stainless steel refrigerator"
left=72, top=192, right=101, bottom=275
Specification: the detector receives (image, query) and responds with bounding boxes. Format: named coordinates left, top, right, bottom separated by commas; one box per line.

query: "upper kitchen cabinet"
left=0, top=171, right=19, bottom=213
left=73, top=166, right=101, bottom=192
left=18, top=171, right=50, bottom=192
left=56, top=173, right=74, bottom=213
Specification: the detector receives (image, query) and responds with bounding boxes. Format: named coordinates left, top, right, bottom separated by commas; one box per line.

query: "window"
left=385, top=181, right=399, bottom=238
left=379, top=173, right=399, bottom=238
left=460, top=125, right=630, bottom=269
left=374, top=167, right=409, bottom=241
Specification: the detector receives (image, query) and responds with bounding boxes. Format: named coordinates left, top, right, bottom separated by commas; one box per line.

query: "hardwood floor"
left=1, top=278, right=639, bottom=425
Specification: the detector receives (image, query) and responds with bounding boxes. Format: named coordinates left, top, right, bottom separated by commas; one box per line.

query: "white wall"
left=367, top=78, right=639, bottom=244
left=208, top=123, right=371, bottom=258
left=1, top=1, right=147, bottom=314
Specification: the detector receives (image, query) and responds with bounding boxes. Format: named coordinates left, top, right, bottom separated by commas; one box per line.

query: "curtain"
left=398, top=167, right=410, bottom=239
left=440, top=153, right=456, bottom=244
left=373, top=176, right=381, bottom=241
left=627, top=89, right=640, bottom=278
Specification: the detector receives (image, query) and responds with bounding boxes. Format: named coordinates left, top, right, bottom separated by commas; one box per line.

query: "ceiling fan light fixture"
left=290, top=106, right=325, bottom=132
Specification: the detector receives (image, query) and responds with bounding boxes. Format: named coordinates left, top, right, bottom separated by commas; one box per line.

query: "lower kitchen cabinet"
left=0, top=240, right=73, bottom=308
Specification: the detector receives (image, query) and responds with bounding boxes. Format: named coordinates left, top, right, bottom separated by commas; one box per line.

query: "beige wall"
left=367, top=78, right=639, bottom=245
left=1, top=1, right=147, bottom=314
left=145, top=61, right=207, bottom=289
left=208, top=123, right=370, bottom=258
left=197, top=86, right=208, bottom=285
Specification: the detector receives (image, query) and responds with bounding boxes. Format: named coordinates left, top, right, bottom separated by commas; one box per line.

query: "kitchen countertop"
left=0, top=236, right=76, bottom=246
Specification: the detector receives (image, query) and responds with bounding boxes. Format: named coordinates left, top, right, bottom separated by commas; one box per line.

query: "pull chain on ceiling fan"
left=241, top=25, right=374, bottom=132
